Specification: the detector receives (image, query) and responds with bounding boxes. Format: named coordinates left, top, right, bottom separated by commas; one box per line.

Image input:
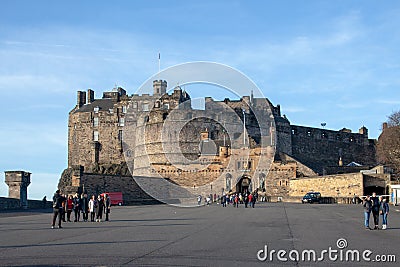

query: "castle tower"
left=4, top=171, right=31, bottom=209
left=153, top=80, right=167, bottom=96
left=359, top=126, right=368, bottom=136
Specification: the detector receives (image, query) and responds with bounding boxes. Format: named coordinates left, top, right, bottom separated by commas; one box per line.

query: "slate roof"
left=75, top=99, right=117, bottom=113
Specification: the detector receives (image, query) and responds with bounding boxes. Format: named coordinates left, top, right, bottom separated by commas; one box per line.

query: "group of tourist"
left=51, top=190, right=111, bottom=229
left=363, top=192, right=390, bottom=230
left=198, top=191, right=259, bottom=208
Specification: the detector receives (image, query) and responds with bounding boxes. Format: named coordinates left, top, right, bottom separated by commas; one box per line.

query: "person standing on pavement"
left=73, top=193, right=81, bottom=222
left=104, top=194, right=111, bottom=221
left=221, top=194, right=226, bottom=207
left=363, top=195, right=372, bottom=230
left=51, top=190, right=65, bottom=229
left=66, top=195, right=73, bottom=222
left=61, top=194, right=67, bottom=222
left=379, top=196, right=389, bottom=230
left=252, top=190, right=258, bottom=208
left=81, top=193, right=89, bottom=222
left=370, top=192, right=380, bottom=230
left=96, top=195, right=104, bottom=222
left=248, top=193, right=253, bottom=208
left=89, top=195, right=97, bottom=222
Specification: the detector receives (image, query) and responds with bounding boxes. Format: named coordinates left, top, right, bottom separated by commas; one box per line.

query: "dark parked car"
left=302, top=192, right=321, bottom=204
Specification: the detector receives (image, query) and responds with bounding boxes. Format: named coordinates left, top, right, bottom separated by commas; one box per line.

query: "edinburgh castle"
left=58, top=80, right=389, bottom=204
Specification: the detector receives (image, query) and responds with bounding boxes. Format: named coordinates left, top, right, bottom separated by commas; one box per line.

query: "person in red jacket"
left=66, top=195, right=73, bottom=222
left=234, top=194, right=239, bottom=208
left=248, top=193, right=253, bottom=208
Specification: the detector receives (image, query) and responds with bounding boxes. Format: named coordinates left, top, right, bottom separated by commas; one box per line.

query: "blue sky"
left=0, top=1, right=399, bottom=199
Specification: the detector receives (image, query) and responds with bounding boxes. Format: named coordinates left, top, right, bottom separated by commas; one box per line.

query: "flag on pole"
left=158, top=52, right=160, bottom=60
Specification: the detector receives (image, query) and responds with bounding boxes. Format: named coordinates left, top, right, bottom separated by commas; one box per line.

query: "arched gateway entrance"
left=236, top=176, right=252, bottom=194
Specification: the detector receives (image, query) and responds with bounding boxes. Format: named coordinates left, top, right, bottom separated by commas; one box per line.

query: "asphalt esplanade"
left=0, top=202, right=399, bottom=266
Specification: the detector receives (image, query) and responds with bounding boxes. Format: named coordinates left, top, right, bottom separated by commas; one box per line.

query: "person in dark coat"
left=73, top=194, right=81, bottom=222
left=379, top=196, right=389, bottom=230
left=96, top=195, right=104, bottom=222
left=363, top=195, right=372, bottom=230
left=51, top=190, right=65, bottom=229
left=370, top=192, right=380, bottom=230
left=104, top=194, right=111, bottom=221
left=81, top=193, right=89, bottom=222
left=252, top=190, right=258, bottom=208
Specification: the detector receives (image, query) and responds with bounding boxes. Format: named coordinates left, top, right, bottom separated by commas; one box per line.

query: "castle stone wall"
left=289, top=173, right=364, bottom=197
left=290, top=125, right=376, bottom=174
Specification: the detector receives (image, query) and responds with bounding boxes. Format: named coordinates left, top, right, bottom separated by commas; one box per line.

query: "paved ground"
left=0, top=202, right=399, bottom=266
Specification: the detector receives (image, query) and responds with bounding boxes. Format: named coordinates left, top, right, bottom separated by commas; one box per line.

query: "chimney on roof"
left=87, top=89, right=94, bottom=104
left=382, top=122, right=388, bottom=131
left=77, top=91, right=86, bottom=108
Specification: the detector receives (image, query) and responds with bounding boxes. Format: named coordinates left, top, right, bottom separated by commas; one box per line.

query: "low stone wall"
left=0, top=197, right=52, bottom=210
left=289, top=173, right=364, bottom=197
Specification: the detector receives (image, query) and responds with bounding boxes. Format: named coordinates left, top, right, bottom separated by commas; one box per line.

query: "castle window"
left=163, top=103, right=170, bottom=110
left=132, top=102, right=137, bottom=109
left=109, top=108, right=114, bottom=114
left=122, top=106, right=127, bottom=113
left=279, top=181, right=282, bottom=186
left=237, top=161, right=241, bottom=170
left=321, top=132, right=327, bottom=139
left=142, top=103, right=149, bottom=111
left=307, top=130, right=312, bottom=137
left=349, top=136, right=354, bottom=142
left=285, top=181, right=288, bottom=186
left=93, top=131, right=99, bottom=141
left=93, top=117, right=99, bottom=127
left=119, top=117, right=125, bottom=126
left=291, top=129, right=296, bottom=135
left=94, top=106, right=99, bottom=113
left=163, top=113, right=168, bottom=120
left=336, top=134, right=341, bottom=140
left=144, top=116, right=149, bottom=123
left=118, top=130, right=123, bottom=141
left=154, top=101, right=160, bottom=108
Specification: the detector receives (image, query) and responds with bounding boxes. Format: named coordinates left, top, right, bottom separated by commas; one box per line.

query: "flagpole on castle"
left=158, top=52, right=161, bottom=73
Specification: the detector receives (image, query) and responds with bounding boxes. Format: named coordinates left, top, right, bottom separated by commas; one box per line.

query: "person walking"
left=221, top=194, right=227, bottom=207
left=73, top=194, right=81, bottom=222
left=244, top=193, right=249, bottom=208
left=380, top=196, right=389, bottom=230
left=253, top=190, right=258, bottom=208
left=248, top=193, right=253, bottom=208
left=371, top=192, right=380, bottom=230
left=363, top=195, right=372, bottom=230
left=89, top=195, right=97, bottom=222
left=197, top=195, right=202, bottom=205
left=104, top=194, right=111, bottom=221
left=96, top=195, right=104, bottom=222
left=51, top=190, right=65, bottom=229
left=81, top=193, right=89, bottom=222
left=234, top=194, right=239, bottom=208
left=61, top=194, right=67, bottom=222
